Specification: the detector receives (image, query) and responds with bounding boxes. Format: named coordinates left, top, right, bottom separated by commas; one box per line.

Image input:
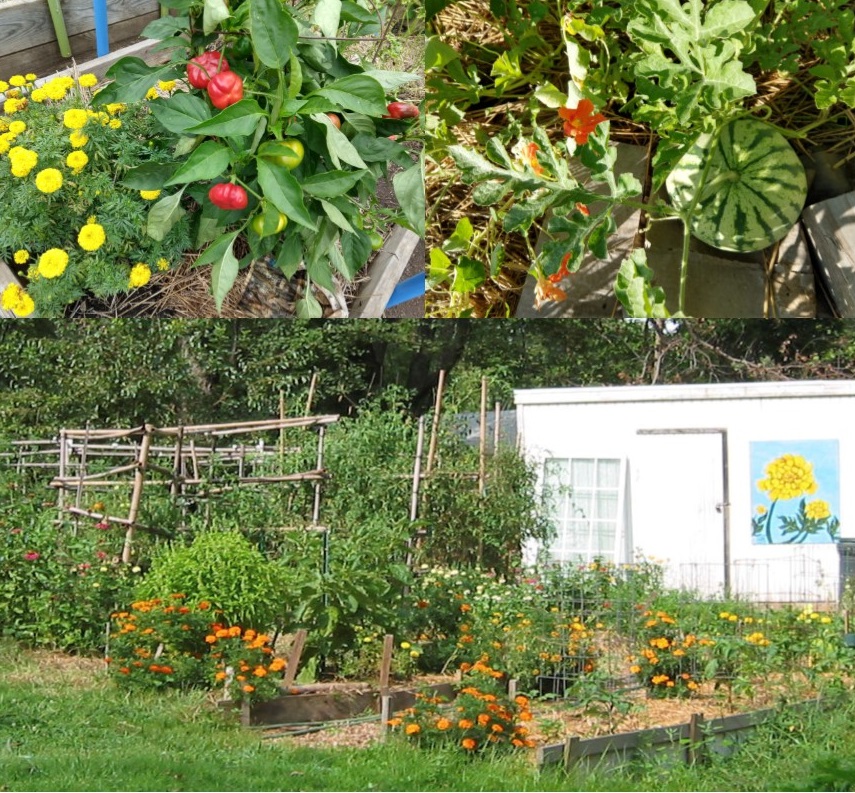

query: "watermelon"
left=665, top=118, right=807, bottom=253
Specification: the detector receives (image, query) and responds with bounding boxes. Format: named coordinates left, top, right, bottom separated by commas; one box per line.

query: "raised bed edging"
left=536, top=695, right=841, bottom=772
left=219, top=681, right=457, bottom=727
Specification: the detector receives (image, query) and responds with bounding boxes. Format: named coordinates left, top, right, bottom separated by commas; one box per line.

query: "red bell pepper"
left=386, top=101, right=419, bottom=119
left=207, top=71, right=244, bottom=109
left=187, top=52, right=230, bottom=90
left=208, top=182, right=248, bottom=210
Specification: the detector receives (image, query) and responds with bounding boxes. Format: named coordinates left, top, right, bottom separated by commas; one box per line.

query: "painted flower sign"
left=751, top=440, right=840, bottom=545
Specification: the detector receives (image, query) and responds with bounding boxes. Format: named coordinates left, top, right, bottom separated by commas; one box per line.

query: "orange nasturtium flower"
left=548, top=252, right=573, bottom=284
left=558, top=99, right=606, bottom=145
left=518, top=141, right=544, bottom=175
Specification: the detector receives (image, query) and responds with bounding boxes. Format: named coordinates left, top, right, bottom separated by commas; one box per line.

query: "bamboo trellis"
left=7, top=415, right=339, bottom=563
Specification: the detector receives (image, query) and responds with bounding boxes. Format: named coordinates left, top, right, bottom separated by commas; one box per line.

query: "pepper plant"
left=95, top=0, right=424, bottom=315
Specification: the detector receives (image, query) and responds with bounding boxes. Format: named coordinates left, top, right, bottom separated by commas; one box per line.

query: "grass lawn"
left=1, top=641, right=854, bottom=792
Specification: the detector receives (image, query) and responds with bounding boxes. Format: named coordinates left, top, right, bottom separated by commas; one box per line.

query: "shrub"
left=137, top=531, right=288, bottom=630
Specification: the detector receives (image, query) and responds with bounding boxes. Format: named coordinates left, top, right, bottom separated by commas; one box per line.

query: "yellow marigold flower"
left=139, top=189, right=162, bottom=201
left=630, top=664, right=641, bottom=674
left=0, top=80, right=8, bottom=92
left=78, top=222, right=106, bottom=252
left=128, top=261, right=153, bottom=289
left=30, top=88, right=47, bottom=103
left=25, top=73, right=37, bottom=81
left=69, top=131, right=89, bottom=148
left=108, top=119, right=122, bottom=130
left=8, top=120, right=26, bottom=136
left=805, top=499, right=831, bottom=521
left=35, top=168, right=63, bottom=194
left=66, top=150, right=89, bottom=174
left=0, top=137, right=11, bottom=156
left=37, top=248, right=70, bottom=279
left=156, top=258, right=170, bottom=271
left=13, top=250, right=29, bottom=265
left=400, top=641, right=411, bottom=649
left=1, top=284, right=35, bottom=317
left=821, top=616, right=832, bottom=624
left=9, top=75, right=27, bottom=87
left=157, top=80, right=177, bottom=92
left=8, top=146, right=38, bottom=177
left=145, top=87, right=159, bottom=100
left=78, top=73, right=98, bottom=88
left=757, top=454, right=818, bottom=502
left=63, top=109, right=89, bottom=130
left=3, top=98, right=26, bottom=114
left=105, top=103, right=126, bottom=115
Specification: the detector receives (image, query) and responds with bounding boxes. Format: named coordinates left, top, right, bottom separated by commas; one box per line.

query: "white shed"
left=515, top=381, right=855, bottom=603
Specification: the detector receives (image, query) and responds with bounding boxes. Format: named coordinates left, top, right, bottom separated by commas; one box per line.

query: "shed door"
left=631, top=431, right=727, bottom=596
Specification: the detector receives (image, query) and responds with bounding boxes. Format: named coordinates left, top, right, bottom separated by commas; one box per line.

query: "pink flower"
left=95, top=551, right=108, bottom=560
left=23, top=551, right=40, bottom=561
left=95, top=521, right=111, bottom=530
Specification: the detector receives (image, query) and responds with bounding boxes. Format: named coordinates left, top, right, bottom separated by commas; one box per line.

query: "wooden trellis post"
left=122, top=424, right=153, bottom=564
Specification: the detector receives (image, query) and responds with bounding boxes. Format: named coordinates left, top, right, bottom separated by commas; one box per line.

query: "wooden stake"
left=405, top=415, right=427, bottom=571
left=122, top=424, right=153, bottom=564
left=478, top=377, right=488, bottom=497
left=379, top=634, right=395, bottom=693
left=282, top=629, right=308, bottom=689
left=687, top=712, right=705, bottom=765
left=493, top=401, right=501, bottom=453
left=563, top=735, right=579, bottom=772
left=278, top=389, right=286, bottom=472
left=57, top=429, right=68, bottom=520
left=380, top=694, right=392, bottom=741
left=305, top=372, right=319, bottom=416
left=425, top=369, right=446, bottom=476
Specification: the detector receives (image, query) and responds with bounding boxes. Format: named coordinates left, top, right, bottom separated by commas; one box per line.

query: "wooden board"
left=802, top=190, right=855, bottom=317
left=0, top=13, right=160, bottom=80
left=0, top=0, right=157, bottom=54
left=0, top=261, right=23, bottom=318
left=350, top=226, right=423, bottom=318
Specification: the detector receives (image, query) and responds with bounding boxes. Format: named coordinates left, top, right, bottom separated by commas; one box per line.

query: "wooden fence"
left=537, top=696, right=837, bottom=773
left=0, top=0, right=159, bottom=79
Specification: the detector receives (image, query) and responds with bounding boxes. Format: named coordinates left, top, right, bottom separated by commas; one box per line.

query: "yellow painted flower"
left=1, top=284, right=35, bottom=317
left=805, top=499, right=831, bottom=521
left=77, top=222, right=106, bottom=252
left=37, top=248, right=70, bottom=279
left=66, top=150, right=89, bottom=174
left=69, top=131, right=89, bottom=148
left=129, top=263, right=152, bottom=288
left=755, top=505, right=767, bottom=515
left=13, top=250, right=29, bottom=265
left=63, top=109, right=89, bottom=130
left=35, top=168, right=63, bottom=194
left=8, top=120, right=26, bottom=136
left=757, top=454, right=818, bottom=502
left=78, top=73, right=99, bottom=88
left=156, top=258, right=170, bottom=271
left=139, top=189, right=162, bottom=201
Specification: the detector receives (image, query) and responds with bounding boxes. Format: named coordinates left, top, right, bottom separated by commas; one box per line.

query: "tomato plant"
left=94, top=0, right=425, bottom=316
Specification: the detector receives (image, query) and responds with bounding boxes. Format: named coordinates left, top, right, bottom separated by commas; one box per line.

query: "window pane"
left=569, top=492, right=593, bottom=521
left=597, top=459, right=620, bottom=488
left=596, top=491, right=618, bottom=520
left=571, top=458, right=595, bottom=488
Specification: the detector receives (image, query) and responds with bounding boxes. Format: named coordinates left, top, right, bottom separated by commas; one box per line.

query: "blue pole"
left=93, top=0, right=110, bottom=57
left=386, top=273, right=425, bottom=308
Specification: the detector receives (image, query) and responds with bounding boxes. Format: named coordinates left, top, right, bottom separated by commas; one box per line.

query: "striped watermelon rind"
left=665, top=119, right=807, bottom=253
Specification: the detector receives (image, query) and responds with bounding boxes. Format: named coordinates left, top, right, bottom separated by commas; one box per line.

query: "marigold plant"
left=0, top=72, right=190, bottom=315
left=387, top=660, right=536, bottom=753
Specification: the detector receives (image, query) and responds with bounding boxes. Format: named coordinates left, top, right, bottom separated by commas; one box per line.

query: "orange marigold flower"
left=243, top=629, right=257, bottom=641
left=205, top=635, right=217, bottom=644
left=178, top=606, right=190, bottom=614
left=149, top=664, right=161, bottom=673
left=387, top=718, right=403, bottom=728
left=461, top=738, right=477, bottom=750
left=215, top=629, right=229, bottom=638
left=458, top=719, right=474, bottom=729
left=405, top=723, right=421, bottom=735
left=119, top=667, right=130, bottom=674
left=229, top=626, right=242, bottom=637
left=215, top=671, right=227, bottom=681
left=460, top=603, right=472, bottom=613
left=557, top=99, right=606, bottom=145
left=518, top=710, right=533, bottom=722
left=236, top=675, right=246, bottom=682
left=132, top=661, right=143, bottom=667
left=171, top=593, right=185, bottom=599
left=459, top=662, right=472, bottom=672
left=253, top=667, right=268, bottom=677
left=269, top=658, right=286, bottom=672
left=491, top=723, right=504, bottom=733
left=436, top=718, right=452, bottom=731
left=514, top=695, right=529, bottom=707
left=197, top=601, right=211, bottom=610
left=242, top=684, right=255, bottom=693
left=477, top=714, right=491, bottom=726
left=512, top=738, right=525, bottom=747
left=159, top=666, right=173, bottom=674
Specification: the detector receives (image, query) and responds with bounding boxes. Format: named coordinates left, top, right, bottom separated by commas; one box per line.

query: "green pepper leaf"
left=164, top=140, right=231, bottom=185
left=257, top=159, right=317, bottom=229
left=250, top=0, right=299, bottom=68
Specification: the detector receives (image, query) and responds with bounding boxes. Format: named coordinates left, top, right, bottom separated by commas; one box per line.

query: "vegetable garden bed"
left=1, top=0, right=425, bottom=318
left=426, top=0, right=855, bottom=318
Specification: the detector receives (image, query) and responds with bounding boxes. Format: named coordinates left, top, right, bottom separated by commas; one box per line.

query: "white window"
left=542, top=457, right=623, bottom=564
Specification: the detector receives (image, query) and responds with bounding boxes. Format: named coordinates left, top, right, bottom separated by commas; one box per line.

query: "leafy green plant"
left=94, top=0, right=424, bottom=314
left=0, top=73, right=190, bottom=316
left=137, top=531, right=289, bottom=630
